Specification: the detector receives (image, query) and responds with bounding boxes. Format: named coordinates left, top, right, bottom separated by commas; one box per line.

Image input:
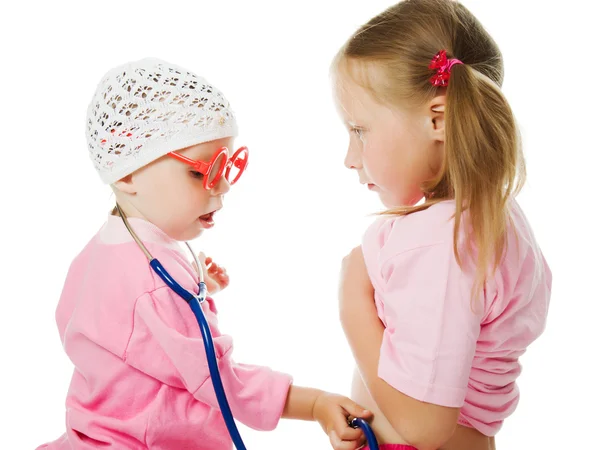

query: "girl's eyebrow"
left=347, top=120, right=363, bottom=129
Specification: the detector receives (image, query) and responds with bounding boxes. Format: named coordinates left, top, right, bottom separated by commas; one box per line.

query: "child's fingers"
left=210, top=271, right=226, bottom=282
left=341, top=440, right=364, bottom=450
left=218, top=273, right=230, bottom=285
left=210, top=266, right=227, bottom=278
left=208, top=264, right=219, bottom=273
left=328, top=430, right=362, bottom=450
left=341, top=399, right=372, bottom=420
left=328, top=430, right=341, bottom=449
left=337, top=423, right=363, bottom=441
left=355, top=434, right=366, bottom=448
left=332, top=414, right=359, bottom=446
left=196, top=252, right=208, bottom=269
left=207, top=261, right=226, bottom=272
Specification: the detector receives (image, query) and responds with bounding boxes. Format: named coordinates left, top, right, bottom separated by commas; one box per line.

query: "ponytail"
left=444, top=63, right=525, bottom=295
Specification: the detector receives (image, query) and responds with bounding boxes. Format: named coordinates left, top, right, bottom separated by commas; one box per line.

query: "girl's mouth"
left=199, top=211, right=216, bottom=228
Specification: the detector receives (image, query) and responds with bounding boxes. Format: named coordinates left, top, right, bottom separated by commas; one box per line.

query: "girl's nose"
left=344, top=145, right=362, bottom=170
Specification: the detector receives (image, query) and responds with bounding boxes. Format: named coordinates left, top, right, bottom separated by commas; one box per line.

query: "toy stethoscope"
left=115, top=146, right=379, bottom=450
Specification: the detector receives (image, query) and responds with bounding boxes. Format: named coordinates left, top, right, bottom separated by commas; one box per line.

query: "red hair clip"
left=429, top=50, right=463, bottom=87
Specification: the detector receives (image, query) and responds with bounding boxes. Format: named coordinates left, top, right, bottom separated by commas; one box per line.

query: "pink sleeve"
left=124, top=286, right=292, bottom=431
left=376, top=242, right=483, bottom=408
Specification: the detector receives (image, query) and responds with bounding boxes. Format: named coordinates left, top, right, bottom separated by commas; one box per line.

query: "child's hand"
left=193, top=252, right=230, bottom=294
left=312, top=392, right=373, bottom=450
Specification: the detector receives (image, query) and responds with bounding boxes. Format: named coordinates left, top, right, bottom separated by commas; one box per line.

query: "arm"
left=126, top=286, right=292, bottom=431
left=282, top=385, right=373, bottom=450
left=282, top=385, right=323, bottom=421
left=339, top=246, right=466, bottom=450
left=341, top=292, right=458, bottom=449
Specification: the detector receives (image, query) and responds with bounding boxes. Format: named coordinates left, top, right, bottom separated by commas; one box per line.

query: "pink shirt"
left=361, top=199, right=551, bottom=436
left=38, top=216, right=292, bottom=450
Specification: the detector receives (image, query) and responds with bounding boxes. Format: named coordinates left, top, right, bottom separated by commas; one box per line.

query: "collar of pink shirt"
left=98, top=214, right=186, bottom=256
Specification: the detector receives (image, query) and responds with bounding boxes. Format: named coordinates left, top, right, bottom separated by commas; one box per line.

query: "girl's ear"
left=113, top=174, right=136, bottom=195
left=429, top=95, right=446, bottom=142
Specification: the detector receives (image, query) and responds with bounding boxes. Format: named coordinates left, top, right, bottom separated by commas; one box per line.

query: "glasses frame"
left=169, top=146, right=249, bottom=190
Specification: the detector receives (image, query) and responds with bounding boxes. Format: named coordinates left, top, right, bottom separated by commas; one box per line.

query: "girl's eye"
left=351, top=127, right=364, bottom=138
left=191, top=171, right=204, bottom=179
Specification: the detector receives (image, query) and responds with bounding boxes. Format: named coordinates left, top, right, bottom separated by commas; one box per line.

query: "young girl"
left=38, top=57, right=372, bottom=450
left=333, top=1, right=552, bottom=449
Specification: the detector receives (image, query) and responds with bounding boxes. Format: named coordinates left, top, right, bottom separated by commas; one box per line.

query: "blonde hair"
left=334, top=0, right=525, bottom=296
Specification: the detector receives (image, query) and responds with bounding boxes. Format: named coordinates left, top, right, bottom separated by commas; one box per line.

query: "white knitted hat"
left=86, top=58, right=238, bottom=184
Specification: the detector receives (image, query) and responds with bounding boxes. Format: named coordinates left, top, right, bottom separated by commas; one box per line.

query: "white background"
left=0, top=0, right=598, bottom=448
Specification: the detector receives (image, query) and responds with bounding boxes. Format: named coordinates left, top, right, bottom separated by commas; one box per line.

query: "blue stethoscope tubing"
left=150, top=258, right=248, bottom=449
left=117, top=206, right=379, bottom=450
